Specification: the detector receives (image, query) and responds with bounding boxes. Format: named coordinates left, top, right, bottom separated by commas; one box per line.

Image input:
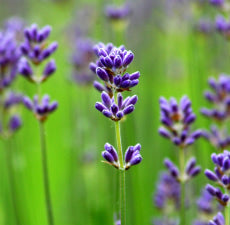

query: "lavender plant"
left=91, top=42, right=142, bottom=225
left=205, top=150, right=230, bottom=224
left=18, top=24, right=58, bottom=225
left=201, top=74, right=230, bottom=150
left=158, top=96, right=202, bottom=225
left=0, top=21, right=24, bottom=225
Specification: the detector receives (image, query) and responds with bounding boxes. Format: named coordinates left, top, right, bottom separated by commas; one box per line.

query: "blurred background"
left=0, top=0, right=227, bottom=224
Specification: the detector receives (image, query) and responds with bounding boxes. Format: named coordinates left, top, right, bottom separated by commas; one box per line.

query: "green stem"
left=39, top=121, right=54, bottom=225
left=179, top=147, right=185, bottom=225
left=5, top=139, right=20, bottom=225
left=225, top=202, right=230, bottom=225
left=114, top=92, right=126, bottom=225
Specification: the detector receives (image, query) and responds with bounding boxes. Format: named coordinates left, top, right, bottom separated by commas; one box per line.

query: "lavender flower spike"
left=90, top=42, right=140, bottom=96
left=23, top=94, right=58, bottom=122
left=105, top=3, right=131, bottom=21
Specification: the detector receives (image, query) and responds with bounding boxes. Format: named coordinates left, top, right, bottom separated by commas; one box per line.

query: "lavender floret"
left=95, top=92, right=137, bottom=121
left=23, top=95, right=58, bottom=122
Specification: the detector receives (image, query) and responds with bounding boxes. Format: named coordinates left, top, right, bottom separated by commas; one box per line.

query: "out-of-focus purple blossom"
left=201, top=74, right=230, bottom=121
left=153, top=218, right=179, bottom=225
left=202, top=125, right=230, bottom=150
left=215, top=15, right=230, bottom=40
left=71, top=38, right=96, bottom=85
left=195, top=19, right=214, bottom=34
left=210, top=0, right=225, bottom=7
left=0, top=31, right=21, bottom=92
left=4, top=92, right=22, bottom=109
left=164, top=157, right=200, bottom=182
left=90, top=42, right=139, bottom=96
left=208, top=212, right=225, bottom=225
left=197, top=188, right=216, bottom=215
left=154, top=172, right=180, bottom=210
left=23, top=94, right=58, bottom=122
left=9, top=115, right=21, bottom=132
left=102, top=143, right=142, bottom=170
left=95, top=91, right=138, bottom=121
left=4, top=17, right=25, bottom=41
left=158, top=96, right=202, bottom=148
left=19, top=24, right=58, bottom=84
left=105, top=3, right=131, bottom=21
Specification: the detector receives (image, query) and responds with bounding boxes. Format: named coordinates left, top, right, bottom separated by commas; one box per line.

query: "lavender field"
left=0, top=0, right=229, bottom=225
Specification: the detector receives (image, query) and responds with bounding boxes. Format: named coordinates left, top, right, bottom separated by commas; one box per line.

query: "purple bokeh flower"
left=209, top=212, right=225, bottom=225
left=154, top=172, right=180, bottom=210
left=105, top=3, right=131, bottom=21
left=159, top=96, right=202, bottom=148
left=19, top=24, right=58, bottom=84
left=71, top=38, right=96, bottom=85
left=215, top=15, right=230, bottom=39
left=23, top=94, right=58, bottom=122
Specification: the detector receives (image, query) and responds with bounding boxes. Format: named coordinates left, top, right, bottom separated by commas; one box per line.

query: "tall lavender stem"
left=5, top=139, right=20, bottom=225
left=39, top=121, right=54, bottom=225
left=179, top=147, right=185, bottom=225
left=114, top=93, right=126, bottom=225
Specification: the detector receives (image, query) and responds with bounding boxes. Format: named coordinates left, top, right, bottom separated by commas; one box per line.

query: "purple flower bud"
left=123, top=105, right=134, bottom=115
left=114, top=55, right=122, bottom=68
left=205, top=169, right=218, bottom=181
left=102, top=151, right=115, bottom=163
left=158, top=127, right=171, bottom=139
left=101, top=92, right=111, bottom=108
left=93, top=81, right=105, bottom=92
left=43, top=60, right=56, bottom=77
left=96, top=68, right=109, bottom=82
left=206, top=184, right=216, bottom=196
left=123, top=51, right=134, bottom=67
left=9, top=115, right=21, bottom=131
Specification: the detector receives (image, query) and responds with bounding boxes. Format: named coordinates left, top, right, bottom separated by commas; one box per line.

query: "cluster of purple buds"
left=71, top=38, right=96, bottom=85
left=206, top=184, right=229, bottom=206
left=90, top=42, right=139, bottom=97
left=202, top=125, right=230, bottom=150
left=0, top=92, right=22, bottom=138
left=201, top=75, right=230, bottom=121
left=104, top=3, right=131, bottom=21
left=0, top=31, right=21, bottom=92
left=164, top=157, right=201, bottom=182
left=23, top=95, right=58, bottom=122
left=205, top=151, right=230, bottom=192
left=215, top=16, right=230, bottom=40
left=95, top=91, right=137, bottom=121
left=195, top=19, right=214, bottom=35
left=208, top=212, right=225, bottom=225
left=159, top=96, right=202, bottom=148
left=19, top=24, right=58, bottom=84
left=210, top=0, right=225, bottom=8
left=101, top=143, right=142, bottom=170
left=154, top=172, right=180, bottom=210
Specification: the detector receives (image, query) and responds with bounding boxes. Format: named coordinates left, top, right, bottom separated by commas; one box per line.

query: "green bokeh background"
left=0, top=0, right=228, bottom=224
